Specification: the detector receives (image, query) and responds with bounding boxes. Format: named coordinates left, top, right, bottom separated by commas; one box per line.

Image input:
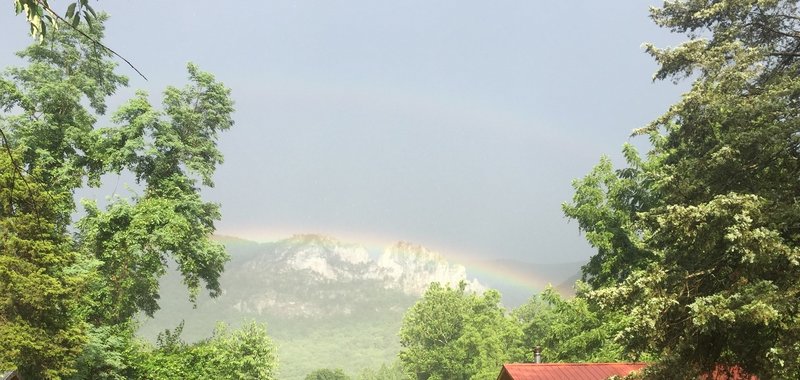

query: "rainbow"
left=239, top=71, right=584, bottom=149
left=213, top=75, right=579, bottom=297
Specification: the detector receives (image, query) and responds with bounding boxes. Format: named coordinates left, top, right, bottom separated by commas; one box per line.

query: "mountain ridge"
left=139, top=234, right=582, bottom=379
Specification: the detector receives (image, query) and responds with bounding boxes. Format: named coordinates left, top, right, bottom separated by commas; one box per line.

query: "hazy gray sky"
left=0, top=1, right=685, bottom=263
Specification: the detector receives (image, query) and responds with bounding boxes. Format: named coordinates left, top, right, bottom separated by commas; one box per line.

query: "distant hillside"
left=137, top=234, right=486, bottom=380
left=138, top=235, right=585, bottom=379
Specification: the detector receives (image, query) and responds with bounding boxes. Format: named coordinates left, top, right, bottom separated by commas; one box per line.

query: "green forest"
left=3, top=0, right=800, bottom=379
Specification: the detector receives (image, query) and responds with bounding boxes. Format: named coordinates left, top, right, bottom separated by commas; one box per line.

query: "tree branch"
left=37, top=0, right=148, bottom=81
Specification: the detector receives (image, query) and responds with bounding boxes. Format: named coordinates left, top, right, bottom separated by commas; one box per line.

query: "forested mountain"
left=138, top=235, right=496, bottom=379
left=137, top=234, right=581, bottom=379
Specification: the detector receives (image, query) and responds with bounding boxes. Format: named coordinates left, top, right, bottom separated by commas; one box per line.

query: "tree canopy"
left=356, top=361, right=406, bottom=380
left=0, top=148, right=89, bottom=378
left=565, top=1, right=800, bottom=378
left=305, top=368, right=351, bottom=380
left=513, top=286, right=628, bottom=363
left=0, top=16, right=235, bottom=378
left=140, top=322, right=278, bottom=380
left=399, top=282, right=525, bottom=380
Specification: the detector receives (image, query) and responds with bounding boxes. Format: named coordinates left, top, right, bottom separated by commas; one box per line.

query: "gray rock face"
left=223, top=234, right=484, bottom=317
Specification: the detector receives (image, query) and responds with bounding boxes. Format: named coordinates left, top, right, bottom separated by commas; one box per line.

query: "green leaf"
left=65, top=3, right=76, bottom=19
left=84, top=11, right=93, bottom=30
left=85, top=4, right=96, bottom=18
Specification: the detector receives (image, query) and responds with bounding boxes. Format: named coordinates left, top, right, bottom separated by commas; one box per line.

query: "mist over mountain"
left=138, top=234, right=580, bottom=379
left=219, top=235, right=484, bottom=318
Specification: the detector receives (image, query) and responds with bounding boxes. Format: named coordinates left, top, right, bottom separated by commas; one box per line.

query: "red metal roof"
left=498, top=364, right=760, bottom=380
left=498, top=363, right=647, bottom=380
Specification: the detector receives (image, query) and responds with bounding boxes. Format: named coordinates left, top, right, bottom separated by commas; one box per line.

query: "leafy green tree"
left=565, top=1, right=800, bottom=378
left=67, top=322, right=144, bottom=380
left=562, top=146, right=658, bottom=289
left=357, top=361, right=407, bottom=380
left=305, top=368, right=351, bottom=380
left=513, top=286, right=628, bottom=363
left=140, top=321, right=278, bottom=380
left=0, top=16, right=233, bottom=378
left=399, top=282, right=525, bottom=380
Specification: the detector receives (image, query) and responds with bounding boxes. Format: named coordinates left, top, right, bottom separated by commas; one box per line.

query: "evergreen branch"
left=0, top=126, right=37, bottom=211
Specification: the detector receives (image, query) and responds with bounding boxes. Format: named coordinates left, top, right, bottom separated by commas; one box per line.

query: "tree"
left=66, top=322, right=144, bottom=380
left=565, top=1, right=800, bottom=378
left=513, top=286, right=628, bottom=363
left=562, top=148, right=658, bottom=289
left=357, top=361, right=407, bottom=380
left=0, top=149, right=91, bottom=379
left=140, top=321, right=279, bottom=380
left=399, top=282, right=525, bottom=380
left=0, top=16, right=233, bottom=377
left=305, top=368, right=351, bottom=380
